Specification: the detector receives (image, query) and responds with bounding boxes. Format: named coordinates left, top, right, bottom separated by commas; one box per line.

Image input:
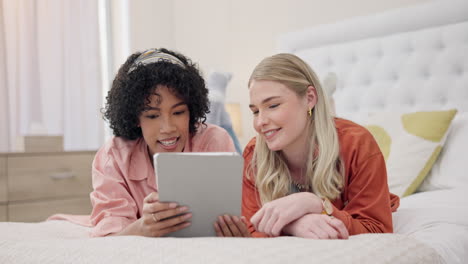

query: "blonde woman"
left=215, top=53, right=399, bottom=239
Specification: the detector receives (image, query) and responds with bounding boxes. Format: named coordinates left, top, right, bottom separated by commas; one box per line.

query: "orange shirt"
left=242, top=118, right=400, bottom=237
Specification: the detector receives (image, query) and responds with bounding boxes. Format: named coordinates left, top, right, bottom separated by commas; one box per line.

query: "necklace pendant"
left=293, top=181, right=310, bottom=192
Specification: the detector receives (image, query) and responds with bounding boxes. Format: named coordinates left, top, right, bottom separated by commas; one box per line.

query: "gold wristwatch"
left=321, top=197, right=333, bottom=216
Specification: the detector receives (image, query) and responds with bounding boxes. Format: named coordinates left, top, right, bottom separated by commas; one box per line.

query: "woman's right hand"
left=115, top=192, right=192, bottom=237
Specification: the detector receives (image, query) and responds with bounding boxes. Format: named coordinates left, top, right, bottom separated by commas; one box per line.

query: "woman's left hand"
left=282, top=213, right=349, bottom=239
left=250, top=192, right=322, bottom=236
left=214, top=215, right=252, bottom=237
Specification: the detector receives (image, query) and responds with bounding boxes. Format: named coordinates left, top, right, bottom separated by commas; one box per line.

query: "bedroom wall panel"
left=128, top=0, right=175, bottom=57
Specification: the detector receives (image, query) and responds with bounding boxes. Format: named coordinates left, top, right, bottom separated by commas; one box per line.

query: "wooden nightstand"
left=0, top=151, right=95, bottom=222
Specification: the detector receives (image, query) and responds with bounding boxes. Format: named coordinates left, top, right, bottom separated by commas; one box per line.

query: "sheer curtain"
left=0, top=0, right=104, bottom=152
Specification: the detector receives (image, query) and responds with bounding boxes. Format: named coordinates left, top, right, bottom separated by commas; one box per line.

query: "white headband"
left=128, top=49, right=186, bottom=73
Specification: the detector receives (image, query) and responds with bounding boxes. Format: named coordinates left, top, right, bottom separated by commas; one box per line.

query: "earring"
left=308, top=108, right=312, bottom=117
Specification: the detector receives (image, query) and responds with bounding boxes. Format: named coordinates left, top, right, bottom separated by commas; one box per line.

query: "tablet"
left=154, top=152, right=243, bottom=237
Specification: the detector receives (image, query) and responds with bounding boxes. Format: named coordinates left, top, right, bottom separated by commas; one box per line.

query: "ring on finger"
left=152, top=213, right=159, bottom=223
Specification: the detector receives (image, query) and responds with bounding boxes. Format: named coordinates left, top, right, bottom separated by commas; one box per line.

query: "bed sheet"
left=0, top=220, right=440, bottom=264
left=393, top=188, right=468, bottom=264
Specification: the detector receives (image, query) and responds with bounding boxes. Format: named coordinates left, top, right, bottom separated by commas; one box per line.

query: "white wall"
left=127, top=0, right=431, bottom=148
left=128, top=0, right=175, bottom=53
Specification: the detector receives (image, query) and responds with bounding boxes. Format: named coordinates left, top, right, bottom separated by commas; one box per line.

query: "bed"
left=1, top=1, right=467, bottom=263
left=278, top=0, right=468, bottom=263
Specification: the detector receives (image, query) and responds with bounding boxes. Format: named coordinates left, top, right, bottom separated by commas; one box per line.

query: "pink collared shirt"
left=48, top=124, right=236, bottom=237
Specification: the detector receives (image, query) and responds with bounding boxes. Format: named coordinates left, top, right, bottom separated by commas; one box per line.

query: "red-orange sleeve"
left=332, top=122, right=400, bottom=235
left=241, top=138, right=269, bottom=238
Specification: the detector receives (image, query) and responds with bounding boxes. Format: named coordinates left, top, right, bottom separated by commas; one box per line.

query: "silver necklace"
left=291, top=180, right=311, bottom=191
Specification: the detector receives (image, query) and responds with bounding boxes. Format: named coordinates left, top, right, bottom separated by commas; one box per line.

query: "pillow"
left=350, top=109, right=457, bottom=197
left=418, top=112, right=468, bottom=191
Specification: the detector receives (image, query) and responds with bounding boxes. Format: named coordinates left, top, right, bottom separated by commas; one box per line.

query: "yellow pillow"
left=358, top=109, right=457, bottom=197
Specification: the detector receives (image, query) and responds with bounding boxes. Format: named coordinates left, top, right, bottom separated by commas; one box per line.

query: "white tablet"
left=154, top=152, right=243, bottom=237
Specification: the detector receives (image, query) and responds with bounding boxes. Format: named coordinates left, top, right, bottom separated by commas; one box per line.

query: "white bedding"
left=275, top=1, right=468, bottom=262
left=5, top=188, right=467, bottom=263
left=0, top=220, right=440, bottom=264
left=393, top=188, right=468, bottom=264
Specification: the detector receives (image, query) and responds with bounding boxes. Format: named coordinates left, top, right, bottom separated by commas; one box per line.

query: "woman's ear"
left=306, top=85, right=318, bottom=110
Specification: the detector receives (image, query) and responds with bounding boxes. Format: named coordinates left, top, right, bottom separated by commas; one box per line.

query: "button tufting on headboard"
left=279, top=0, right=468, bottom=118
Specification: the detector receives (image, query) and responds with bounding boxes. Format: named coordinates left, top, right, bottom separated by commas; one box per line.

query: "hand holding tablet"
left=155, top=152, right=243, bottom=237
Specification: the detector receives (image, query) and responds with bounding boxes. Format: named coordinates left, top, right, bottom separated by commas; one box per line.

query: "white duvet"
left=393, top=188, right=468, bottom=264
left=0, top=220, right=440, bottom=264
left=3, top=189, right=468, bottom=264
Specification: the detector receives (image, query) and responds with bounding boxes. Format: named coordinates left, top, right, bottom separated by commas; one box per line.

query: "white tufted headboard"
left=278, top=0, right=468, bottom=118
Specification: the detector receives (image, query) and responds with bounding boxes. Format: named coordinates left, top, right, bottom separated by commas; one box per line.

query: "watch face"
left=323, top=198, right=333, bottom=215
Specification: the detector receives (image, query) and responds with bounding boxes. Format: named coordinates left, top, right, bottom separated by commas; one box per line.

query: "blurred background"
left=0, top=0, right=431, bottom=153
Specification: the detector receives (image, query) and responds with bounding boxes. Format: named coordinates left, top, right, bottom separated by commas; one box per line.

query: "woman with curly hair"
left=214, top=53, right=399, bottom=239
left=49, top=48, right=235, bottom=237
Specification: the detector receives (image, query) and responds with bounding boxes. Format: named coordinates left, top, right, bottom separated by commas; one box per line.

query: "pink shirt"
left=48, top=124, right=236, bottom=237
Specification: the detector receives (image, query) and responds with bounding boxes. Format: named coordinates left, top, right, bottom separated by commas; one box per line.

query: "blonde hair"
left=248, top=53, right=344, bottom=205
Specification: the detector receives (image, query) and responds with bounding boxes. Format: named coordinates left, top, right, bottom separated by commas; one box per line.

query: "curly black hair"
left=103, top=48, right=210, bottom=140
